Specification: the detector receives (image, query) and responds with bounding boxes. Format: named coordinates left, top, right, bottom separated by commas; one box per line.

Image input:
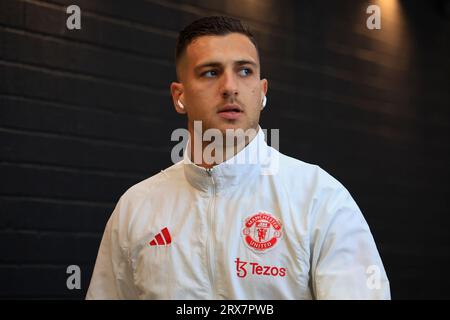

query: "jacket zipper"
left=205, top=168, right=217, bottom=298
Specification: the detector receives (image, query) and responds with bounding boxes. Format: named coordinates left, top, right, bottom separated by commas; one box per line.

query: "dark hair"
left=175, top=16, right=259, bottom=67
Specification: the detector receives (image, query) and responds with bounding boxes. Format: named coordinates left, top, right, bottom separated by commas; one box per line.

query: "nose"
left=220, top=69, right=238, bottom=100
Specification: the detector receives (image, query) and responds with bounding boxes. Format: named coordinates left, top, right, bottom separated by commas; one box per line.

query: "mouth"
left=218, top=104, right=243, bottom=120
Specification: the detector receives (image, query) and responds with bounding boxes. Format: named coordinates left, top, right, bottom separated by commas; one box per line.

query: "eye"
left=202, top=70, right=218, bottom=78
left=238, top=68, right=253, bottom=77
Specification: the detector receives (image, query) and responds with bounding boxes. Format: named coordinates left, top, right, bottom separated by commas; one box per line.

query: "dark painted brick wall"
left=1, top=0, right=449, bottom=299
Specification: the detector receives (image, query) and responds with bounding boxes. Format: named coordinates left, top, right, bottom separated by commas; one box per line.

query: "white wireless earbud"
left=177, top=99, right=185, bottom=110
left=261, top=95, right=267, bottom=110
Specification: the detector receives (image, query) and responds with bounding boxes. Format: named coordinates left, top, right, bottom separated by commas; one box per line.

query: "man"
left=86, top=16, right=390, bottom=299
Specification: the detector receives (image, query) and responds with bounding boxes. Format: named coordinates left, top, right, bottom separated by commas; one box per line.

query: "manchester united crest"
left=242, top=212, right=283, bottom=253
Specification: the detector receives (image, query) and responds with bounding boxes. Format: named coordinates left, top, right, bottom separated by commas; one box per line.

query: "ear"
left=260, top=78, right=268, bottom=96
left=170, top=82, right=186, bottom=114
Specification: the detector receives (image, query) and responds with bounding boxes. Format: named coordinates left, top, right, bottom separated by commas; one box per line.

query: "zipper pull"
left=206, top=168, right=215, bottom=187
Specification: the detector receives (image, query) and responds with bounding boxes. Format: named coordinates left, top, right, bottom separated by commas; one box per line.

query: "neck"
left=188, top=126, right=259, bottom=169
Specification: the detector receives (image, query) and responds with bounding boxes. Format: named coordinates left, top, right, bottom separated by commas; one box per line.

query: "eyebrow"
left=194, top=60, right=258, bottom=73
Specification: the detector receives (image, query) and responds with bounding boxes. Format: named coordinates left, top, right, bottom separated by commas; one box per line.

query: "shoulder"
left=108, top=160, right=184, bottom=224
left=275, top=150, right=364, bottom=228
left=273, top=149, right=358, bottom=215
left=274, top=149, right=346, bottom=194
left=119, top=160, right=185, bottom=203
left=104, top=160, right=185, bottom=244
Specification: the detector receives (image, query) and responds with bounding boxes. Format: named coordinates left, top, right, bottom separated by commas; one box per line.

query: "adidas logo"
left=149, top=227, right=172, bottom=246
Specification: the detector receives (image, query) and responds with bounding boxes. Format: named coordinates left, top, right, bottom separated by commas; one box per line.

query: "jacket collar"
left=183, top=126, right=270, bottom=193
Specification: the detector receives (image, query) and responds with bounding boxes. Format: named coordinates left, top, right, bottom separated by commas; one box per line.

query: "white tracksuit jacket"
left=86, top=127, right=390, bottom=299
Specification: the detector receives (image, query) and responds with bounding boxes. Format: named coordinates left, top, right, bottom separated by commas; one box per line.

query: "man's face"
left=171, top=33, right=268, bottom=135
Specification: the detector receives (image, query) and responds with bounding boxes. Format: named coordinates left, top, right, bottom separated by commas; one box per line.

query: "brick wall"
left=1, top=0, right=449, bottom=299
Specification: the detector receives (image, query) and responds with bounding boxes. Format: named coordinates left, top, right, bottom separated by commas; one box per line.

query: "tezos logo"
left=235, top=258, right=286, bottom=279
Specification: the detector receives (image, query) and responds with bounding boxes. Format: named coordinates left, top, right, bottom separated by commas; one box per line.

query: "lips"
left=218, top=104, right=243, bottom=113
left=218, top=104, right=243, bottom=120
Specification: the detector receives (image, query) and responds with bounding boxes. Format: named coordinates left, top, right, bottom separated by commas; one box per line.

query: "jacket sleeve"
left=309, top=184, right=391, bottom=300
left=86, top=197, right=139, bottom=299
